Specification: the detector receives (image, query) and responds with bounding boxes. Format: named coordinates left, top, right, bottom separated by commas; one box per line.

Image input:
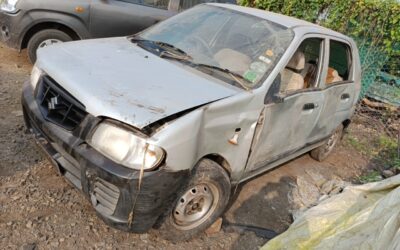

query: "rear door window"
left=326, top=40, right=352, bottom=84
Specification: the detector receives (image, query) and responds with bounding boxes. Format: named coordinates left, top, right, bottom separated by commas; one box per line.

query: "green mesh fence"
left=358, top=46, right=387, bottom=98
left=356, top=41, right=400, bottom=106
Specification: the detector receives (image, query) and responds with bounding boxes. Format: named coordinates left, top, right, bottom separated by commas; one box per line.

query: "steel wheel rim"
left=39, top=39, right=63, bottom=48
left=172, top=182, right=219, bottom=230
left=324, top=129, right=340, bottom=153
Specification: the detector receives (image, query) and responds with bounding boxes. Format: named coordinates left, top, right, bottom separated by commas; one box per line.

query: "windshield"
left=138, top=5, right=294, bottom=89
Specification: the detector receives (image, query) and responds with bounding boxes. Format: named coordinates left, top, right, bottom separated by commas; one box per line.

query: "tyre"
left=158, top=159, right=231, bottom=242
left=27, top=29, right=73, bottom=63
left=310, top=125, right=343, bottom=162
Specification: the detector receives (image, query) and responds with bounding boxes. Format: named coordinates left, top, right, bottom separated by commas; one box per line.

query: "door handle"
left=303, top=103, right=316, bottom=110
left=341, top=93, right=350, bottom=100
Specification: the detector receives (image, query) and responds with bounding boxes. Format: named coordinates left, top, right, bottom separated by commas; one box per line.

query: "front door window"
left=280, top=38, right=323, bottom=94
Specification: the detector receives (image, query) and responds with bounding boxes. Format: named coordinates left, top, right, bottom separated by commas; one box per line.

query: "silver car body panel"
left=36, top=37, right=241, bottom=129
left=36, top=4, right=361, bottom=183
left=149, top=27, right=360, bottom=182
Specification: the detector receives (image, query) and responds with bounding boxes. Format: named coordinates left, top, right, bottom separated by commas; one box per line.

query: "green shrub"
left=240, top=0, right=399, bottom=53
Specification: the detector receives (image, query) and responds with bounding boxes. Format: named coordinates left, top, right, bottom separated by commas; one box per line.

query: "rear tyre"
left=158, top=159, right=231, bottom=242
left=310, top=125, right=343, bottom=162
left=27, top=29, right=73, bottom=63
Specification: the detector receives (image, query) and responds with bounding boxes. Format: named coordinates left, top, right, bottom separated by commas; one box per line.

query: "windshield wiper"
left=130, top=36, right=189, bottom=58
left=131, top=36, right=252, bottom=90
left=195, top=64, right=252, bottom=90
left=155, top=41, right=189, bottom=57
left=159, top=52, right=251, bottom=90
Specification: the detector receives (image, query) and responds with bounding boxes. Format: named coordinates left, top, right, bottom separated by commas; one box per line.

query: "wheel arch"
left=342, top=119, right=351, bottom=129
left=199, top=154, right=232, bottom=178
left=21, top=21, right=81, bottom=49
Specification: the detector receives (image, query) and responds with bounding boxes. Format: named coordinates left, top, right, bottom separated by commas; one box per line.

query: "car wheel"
left=310, top=124, right=343, bottom=162
left=158, top=159, right=231, bottom=242
left=27, top=29, right=73, bottom=63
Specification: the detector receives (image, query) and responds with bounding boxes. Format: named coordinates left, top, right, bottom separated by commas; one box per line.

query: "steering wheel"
left=185, top=35, right=214, bottom=58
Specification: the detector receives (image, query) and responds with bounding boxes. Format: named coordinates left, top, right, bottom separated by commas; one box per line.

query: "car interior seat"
left=281, top=51, right=305, bottom=92
left=326, top=67, right=343, bottom=84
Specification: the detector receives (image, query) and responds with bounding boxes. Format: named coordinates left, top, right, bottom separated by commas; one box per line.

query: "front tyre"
left=310, top=125, right=343, bottom=162
left=27, top=29, right=73, bottom=63
left=159, top=159, right=231, bottom=242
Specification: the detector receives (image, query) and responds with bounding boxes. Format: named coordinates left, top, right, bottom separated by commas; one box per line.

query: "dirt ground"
left=0, top=43, right=374, bottom=249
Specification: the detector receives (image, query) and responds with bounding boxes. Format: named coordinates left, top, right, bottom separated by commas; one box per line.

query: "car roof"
left=208, top=3, right=350, bottom=41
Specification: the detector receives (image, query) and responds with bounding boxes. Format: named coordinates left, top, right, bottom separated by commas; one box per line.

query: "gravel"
left=0, top=42, right=375, bottom=250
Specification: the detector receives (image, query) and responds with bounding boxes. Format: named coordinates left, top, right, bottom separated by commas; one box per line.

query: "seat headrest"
left=287, top=51, right=305, bottom=71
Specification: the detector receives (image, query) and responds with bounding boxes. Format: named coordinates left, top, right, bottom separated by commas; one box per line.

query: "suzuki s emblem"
left=48, top=96, right=62, bottom=111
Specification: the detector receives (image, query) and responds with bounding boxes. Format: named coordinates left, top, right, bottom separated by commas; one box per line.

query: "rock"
left=321, top=179, right=349, bottom=195
left=205, top=217, right=223, bottom=236
left=59, top=238, right=65, bottom=243
left=382, top=170, right=395, bottom=178
left=139, top=233, right=148, bottom=241
left=295, top=176, right=320, bottom=207
left=305, top=170, right=327, bottom=188
left=6, top=221, right=13, bottom=226
left=26, top=220, right=33, bottom=229
left=21, top=243, right=37, bottom=250
left=11, top=195, right=22, bottom=202
left=50, top=241, right=59, bottom=247
left=12, top=110, right=23, bottom=117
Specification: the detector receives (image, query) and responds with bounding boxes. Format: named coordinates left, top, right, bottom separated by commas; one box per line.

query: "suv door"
left=89, top=0, right=176, bottom=38
left=247, top=37, right=327, bottom=172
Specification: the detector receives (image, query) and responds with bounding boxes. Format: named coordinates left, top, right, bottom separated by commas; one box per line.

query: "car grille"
left=36, top=76, right=87, bottom=131
left=91, top=179, right=120, bottom=216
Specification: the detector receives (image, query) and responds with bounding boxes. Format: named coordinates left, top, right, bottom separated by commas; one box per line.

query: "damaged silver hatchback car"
left=22, top=3, right=361, bottom=241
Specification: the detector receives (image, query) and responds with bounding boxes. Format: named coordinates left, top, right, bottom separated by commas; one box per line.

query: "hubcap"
left=39, top=39, right=63, bottom=48
left=173, top=183, right=219, bottom=230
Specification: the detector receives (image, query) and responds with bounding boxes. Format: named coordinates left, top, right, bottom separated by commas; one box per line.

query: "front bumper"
left=0, top=10, right=26, bottom=50
left=21, top=81, right=189, bottom=233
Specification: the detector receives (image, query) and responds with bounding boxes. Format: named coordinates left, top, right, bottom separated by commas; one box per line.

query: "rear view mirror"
left=265, top=74, right=284, bottom=104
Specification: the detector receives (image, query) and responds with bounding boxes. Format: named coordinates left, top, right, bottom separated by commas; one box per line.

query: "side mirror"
left=265, top=74, right=284, bottom=104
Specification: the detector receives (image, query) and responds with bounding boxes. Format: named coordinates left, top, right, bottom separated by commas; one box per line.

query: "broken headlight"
left=0, top=0, right=19, bottom=13
left=88, top=122, right=165, bottom=171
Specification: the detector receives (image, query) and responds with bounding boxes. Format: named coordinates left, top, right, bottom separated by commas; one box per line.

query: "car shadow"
left=223, top=175, right=296, bottom=250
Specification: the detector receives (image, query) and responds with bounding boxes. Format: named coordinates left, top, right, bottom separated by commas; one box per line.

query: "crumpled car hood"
left=36, top=37, right=241, bottom=129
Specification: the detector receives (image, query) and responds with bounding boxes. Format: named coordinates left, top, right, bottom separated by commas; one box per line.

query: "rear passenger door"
left=311, top=38, right=357, bottom=142
left=89, top=0, right=176, bottom=38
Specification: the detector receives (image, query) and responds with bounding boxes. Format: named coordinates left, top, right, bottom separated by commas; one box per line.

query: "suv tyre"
left=27, top=29, right=73, bottom=63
